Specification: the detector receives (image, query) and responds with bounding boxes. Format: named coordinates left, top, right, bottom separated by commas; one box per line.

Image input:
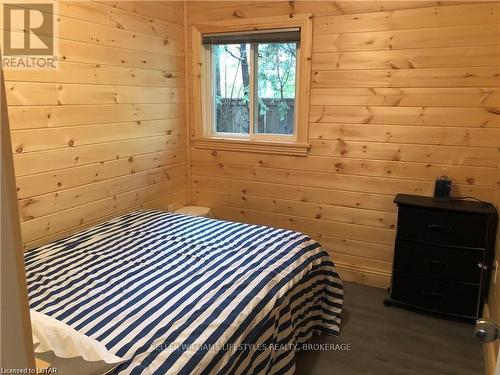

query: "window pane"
left=255, top=43, right=296, bottom=135
left=213, top=44, right=250, bottom=134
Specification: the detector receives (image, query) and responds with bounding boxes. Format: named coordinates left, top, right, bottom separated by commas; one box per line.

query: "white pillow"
left=31, top=310, right=125, bottom=375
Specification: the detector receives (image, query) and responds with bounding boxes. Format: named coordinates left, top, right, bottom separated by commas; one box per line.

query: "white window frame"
left=191, top=15, right=313, bottom=156
left=209, top=42, right=299, bottom=142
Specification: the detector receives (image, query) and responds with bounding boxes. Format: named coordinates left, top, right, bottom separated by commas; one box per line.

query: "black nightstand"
left=384, top=194, right=498, bottom=321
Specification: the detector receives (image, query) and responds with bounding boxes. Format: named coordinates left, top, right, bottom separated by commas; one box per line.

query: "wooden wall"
left=3, top=0, right=499, bottom=290
left=4, top=1, right=189, bottom=249
left=187, top=1, right=500, bottom=288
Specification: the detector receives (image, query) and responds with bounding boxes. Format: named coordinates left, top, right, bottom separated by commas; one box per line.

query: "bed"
left=25, top=210, right=343, bottom=374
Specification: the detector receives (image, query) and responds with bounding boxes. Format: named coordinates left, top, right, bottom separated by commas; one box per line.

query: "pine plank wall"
left=186, top=0, right=500, bottom=288
left=4, top=1, right=189, bottom=249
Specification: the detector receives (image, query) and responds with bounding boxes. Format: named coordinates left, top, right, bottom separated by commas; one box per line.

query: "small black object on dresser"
left=384, top=194, right=498, bottom=321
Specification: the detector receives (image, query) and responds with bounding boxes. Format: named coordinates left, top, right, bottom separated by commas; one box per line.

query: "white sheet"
left=31, top=309, right=125, bottom=373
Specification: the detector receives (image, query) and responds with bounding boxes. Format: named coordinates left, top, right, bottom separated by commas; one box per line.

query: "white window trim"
left=191, top=14, right=313, bottom=156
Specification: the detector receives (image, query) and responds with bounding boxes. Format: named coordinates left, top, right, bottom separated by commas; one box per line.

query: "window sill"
left=193, top=137, right=310, bottom=156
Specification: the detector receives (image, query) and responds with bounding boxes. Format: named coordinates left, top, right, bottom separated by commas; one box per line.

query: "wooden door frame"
left=1, top=53, right=36, bottom=370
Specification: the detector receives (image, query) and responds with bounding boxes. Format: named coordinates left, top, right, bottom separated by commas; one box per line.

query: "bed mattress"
left=25, top=210, right=343, bottom=374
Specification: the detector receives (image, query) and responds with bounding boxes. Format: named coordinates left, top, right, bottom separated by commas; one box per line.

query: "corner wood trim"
left=193, top=138, right=310, bottom=156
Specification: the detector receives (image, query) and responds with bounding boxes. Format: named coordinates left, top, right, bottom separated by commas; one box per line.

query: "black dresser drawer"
left=393, top=240, right=483, bottom=284
left=397, top=206, right=488, bottom=249
left=390, top=272, right=479, bottom=318
left=389, top=194, right=497, bottom=321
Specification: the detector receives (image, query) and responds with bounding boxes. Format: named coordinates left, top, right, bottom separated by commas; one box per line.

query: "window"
left=192, top=15, right=312, bottom=156
left=207, top=32, right=298, bottom=139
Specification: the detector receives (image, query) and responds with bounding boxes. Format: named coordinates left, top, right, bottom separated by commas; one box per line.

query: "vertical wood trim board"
left=485, top=150, right=500, bottom=375
left=186, top=1, right=500, bottom=289
left=1, top=56, right=35, bottom=371
left=4, top=1, right=189, bottom=249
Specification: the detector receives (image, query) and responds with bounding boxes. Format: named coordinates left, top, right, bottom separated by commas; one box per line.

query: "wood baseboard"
left=335, top=262, right=391, bottom=289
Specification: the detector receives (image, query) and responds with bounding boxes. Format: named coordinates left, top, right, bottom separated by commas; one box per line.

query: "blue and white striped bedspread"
left=25, top=210, right=343, bottom=375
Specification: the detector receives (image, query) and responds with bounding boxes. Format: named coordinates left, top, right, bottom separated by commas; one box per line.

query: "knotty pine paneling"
left=4, top=1, right=188, bottom=248
left=187, top=1, right=500, bottom=288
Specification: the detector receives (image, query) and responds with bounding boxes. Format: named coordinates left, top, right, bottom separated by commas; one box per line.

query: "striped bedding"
left=25, top=210, right=343, bottom=375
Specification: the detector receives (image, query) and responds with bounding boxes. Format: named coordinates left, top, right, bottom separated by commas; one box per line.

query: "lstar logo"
left=2, top=1, right=59, bottom=69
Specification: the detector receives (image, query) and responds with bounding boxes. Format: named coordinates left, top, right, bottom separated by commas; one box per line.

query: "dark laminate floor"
left=296, top=282, right=484, bottom=375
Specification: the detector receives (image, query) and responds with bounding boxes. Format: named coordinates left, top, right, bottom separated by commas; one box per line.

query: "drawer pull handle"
left=427, top=224, right=453, bottom=232
left=419, top=291, right=446, bottom=299
left=423, top=258, right=448, bottom=267
left=478, top=262, right=488, bottom=270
